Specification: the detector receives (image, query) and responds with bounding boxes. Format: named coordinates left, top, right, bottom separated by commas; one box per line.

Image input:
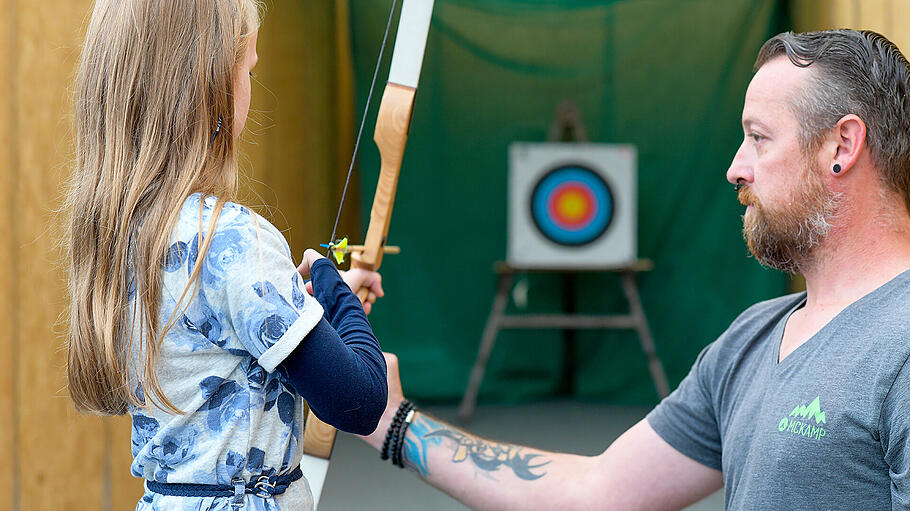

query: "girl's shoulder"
left=175, top=193, right=282, bottom=239
left=178, top=192, right=255, bottom=227
left=171, top=193, right=292, bottom=262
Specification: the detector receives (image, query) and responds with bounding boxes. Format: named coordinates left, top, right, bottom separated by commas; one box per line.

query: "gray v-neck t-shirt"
left=648, top=270, right=910, bottom=510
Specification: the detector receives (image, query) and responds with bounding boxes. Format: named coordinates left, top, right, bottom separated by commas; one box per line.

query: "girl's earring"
left=210, top=116, right=223, bottom=146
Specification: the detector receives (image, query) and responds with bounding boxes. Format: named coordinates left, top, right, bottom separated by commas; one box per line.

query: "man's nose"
left=726, top=141, right=753, bottom=185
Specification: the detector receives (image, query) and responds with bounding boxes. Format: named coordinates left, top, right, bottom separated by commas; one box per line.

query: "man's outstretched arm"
left=360, top=354, right=723, bottom=511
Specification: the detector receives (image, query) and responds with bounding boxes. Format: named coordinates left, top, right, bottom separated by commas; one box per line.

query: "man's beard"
left=738, top=161, right=840, bottom=274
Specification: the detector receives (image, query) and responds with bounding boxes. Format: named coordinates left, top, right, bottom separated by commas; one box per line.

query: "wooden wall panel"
left=857, top=0, right=893, bottom=36
left=792, top=0, right=910, bottom=51
left=793, top=0, right=910, bottom=55
left=2, top=1, right=348, bottom=509
left=1, top=1, right=16, bottom=509
left=334, top=0, right=355, bottom=222
left=109, top=415, right=144, bottom=509
left=792, top=0, right=854, bottom=30
left=828, top=0, right=859, bottom=28
left=889, top=0, right=910, bottom=55
left=790, top=0, right=820, bottom=35
left=14, top=0, right=105, bottom=509
left=240, top=1, right=356, bottom=257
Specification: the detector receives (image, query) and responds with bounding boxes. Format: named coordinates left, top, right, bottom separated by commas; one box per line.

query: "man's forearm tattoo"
left=424, top=429, right=551, bottom=480
left=401, top=413, right=440, bottom=477
left=402, top=413, right=550, bottom=480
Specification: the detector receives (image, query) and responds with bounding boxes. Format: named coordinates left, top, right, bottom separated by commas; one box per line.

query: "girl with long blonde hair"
left=65, top=1, right=387, bottom=508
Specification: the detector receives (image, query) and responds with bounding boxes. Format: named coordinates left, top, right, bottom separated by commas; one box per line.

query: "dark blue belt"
left=146, top=466, right=302, bottom=507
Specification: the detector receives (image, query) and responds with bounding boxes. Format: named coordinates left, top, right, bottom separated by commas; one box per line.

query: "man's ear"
left=831, top=114, right=867, bottom=175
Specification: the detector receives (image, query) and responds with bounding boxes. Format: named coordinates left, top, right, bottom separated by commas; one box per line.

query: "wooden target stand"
left=457, top=260, right=670, bottom=421
left=456, top=102, right=670, bottom=421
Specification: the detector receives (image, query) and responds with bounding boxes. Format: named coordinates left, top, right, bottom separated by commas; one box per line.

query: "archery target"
left=530, top=166, right=613, bottom=246
left=509, top=143, right=637, bottom=269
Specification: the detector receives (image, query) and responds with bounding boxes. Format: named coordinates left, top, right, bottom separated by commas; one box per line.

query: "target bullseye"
left=531, top=165, right=614, bottom=246
left=548, top=183, right=598, bottom=229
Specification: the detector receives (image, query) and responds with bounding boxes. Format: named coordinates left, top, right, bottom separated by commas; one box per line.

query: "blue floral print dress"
left=130, top=194, right=325, bottom=510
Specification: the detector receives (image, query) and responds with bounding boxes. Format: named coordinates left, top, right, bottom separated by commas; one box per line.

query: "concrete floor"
left=319, top=400, right=723, bottom=510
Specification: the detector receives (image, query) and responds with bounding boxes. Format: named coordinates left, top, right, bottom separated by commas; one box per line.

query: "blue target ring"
left=530, top=165, right=614, bottom=246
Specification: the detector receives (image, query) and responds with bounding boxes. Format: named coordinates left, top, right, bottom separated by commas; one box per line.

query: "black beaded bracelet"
left=394, top=407, right=416, bottom=468
left=380, top=421, right=398, bottom=460
left=391, top=401, right=415, bottom=468
left=381, top=400, right=413, bottom=461
left=391, top=400, right=414, bottom=464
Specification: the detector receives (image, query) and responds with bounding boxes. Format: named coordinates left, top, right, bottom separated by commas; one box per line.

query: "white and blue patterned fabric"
left=129, top=193, right=324, bottom=510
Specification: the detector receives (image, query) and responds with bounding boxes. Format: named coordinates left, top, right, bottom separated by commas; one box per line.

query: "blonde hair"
left=65, top=0, right=262, bottom=415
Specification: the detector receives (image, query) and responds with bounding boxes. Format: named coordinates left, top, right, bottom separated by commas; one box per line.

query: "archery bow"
left=299, top=1, right=435, bottom=507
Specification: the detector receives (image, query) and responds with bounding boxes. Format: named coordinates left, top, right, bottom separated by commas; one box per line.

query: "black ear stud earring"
left=833, top=163, right=842, bottom=174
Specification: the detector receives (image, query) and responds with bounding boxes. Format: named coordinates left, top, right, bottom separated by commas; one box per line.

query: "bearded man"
left=359, top=29, right=910, bottom=509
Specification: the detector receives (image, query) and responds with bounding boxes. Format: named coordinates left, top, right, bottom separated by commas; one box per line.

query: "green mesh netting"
left=349, top=0, right=789, bottom=404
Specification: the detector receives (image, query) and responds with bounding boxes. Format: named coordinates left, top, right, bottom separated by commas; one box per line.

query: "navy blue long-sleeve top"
left=278, top=258, right=387, bottom=435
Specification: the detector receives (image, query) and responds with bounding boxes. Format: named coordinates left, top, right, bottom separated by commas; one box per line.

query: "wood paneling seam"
left=8, top=0, right=20, bottom=509
left=103, top=419, right=112, bottom=511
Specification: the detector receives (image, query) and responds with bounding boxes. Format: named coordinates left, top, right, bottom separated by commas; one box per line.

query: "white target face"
left=508, top=143, right=637, bottom=269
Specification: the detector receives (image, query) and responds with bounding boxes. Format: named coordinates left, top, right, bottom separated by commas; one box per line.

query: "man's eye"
left=749, top=133, right=764, bottom=143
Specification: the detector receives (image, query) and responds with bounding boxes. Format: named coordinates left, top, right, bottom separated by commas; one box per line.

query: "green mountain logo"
left=789, top=396, right=826, bottom=424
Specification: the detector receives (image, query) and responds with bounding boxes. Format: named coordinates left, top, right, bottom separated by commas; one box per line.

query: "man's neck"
left=800, top=205, right=910, bottom=314
left=778, top=188, right=910, bottom=362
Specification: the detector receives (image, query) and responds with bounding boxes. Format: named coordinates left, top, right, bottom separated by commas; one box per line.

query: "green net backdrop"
left=349, top=0, right=789, bottom=404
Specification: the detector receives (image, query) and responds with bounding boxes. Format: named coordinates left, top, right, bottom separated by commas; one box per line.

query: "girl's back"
left=130, top=194, right=322, bottom=509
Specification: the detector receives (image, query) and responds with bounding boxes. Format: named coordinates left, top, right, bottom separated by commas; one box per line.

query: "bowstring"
left=326, top=0, right=400, bottom=258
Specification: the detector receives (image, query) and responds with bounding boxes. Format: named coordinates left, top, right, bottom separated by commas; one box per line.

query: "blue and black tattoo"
left=403, top=414, right=550, bottom=480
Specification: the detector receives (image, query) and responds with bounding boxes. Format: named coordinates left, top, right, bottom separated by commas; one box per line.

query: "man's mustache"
left=738, top=186, right=757, bottom=207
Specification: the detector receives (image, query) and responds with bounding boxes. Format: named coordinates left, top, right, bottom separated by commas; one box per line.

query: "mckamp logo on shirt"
left=777, top=396, right=828, bottom=441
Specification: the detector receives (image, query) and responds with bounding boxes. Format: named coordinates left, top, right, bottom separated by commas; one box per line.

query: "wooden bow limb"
left=349, top=82, right=415, bottom=298
left=301, top=80, right=415, bottom=461
left=299, top=88, right=412, bottom=507
left=299, top=1, right=433, bottom=506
